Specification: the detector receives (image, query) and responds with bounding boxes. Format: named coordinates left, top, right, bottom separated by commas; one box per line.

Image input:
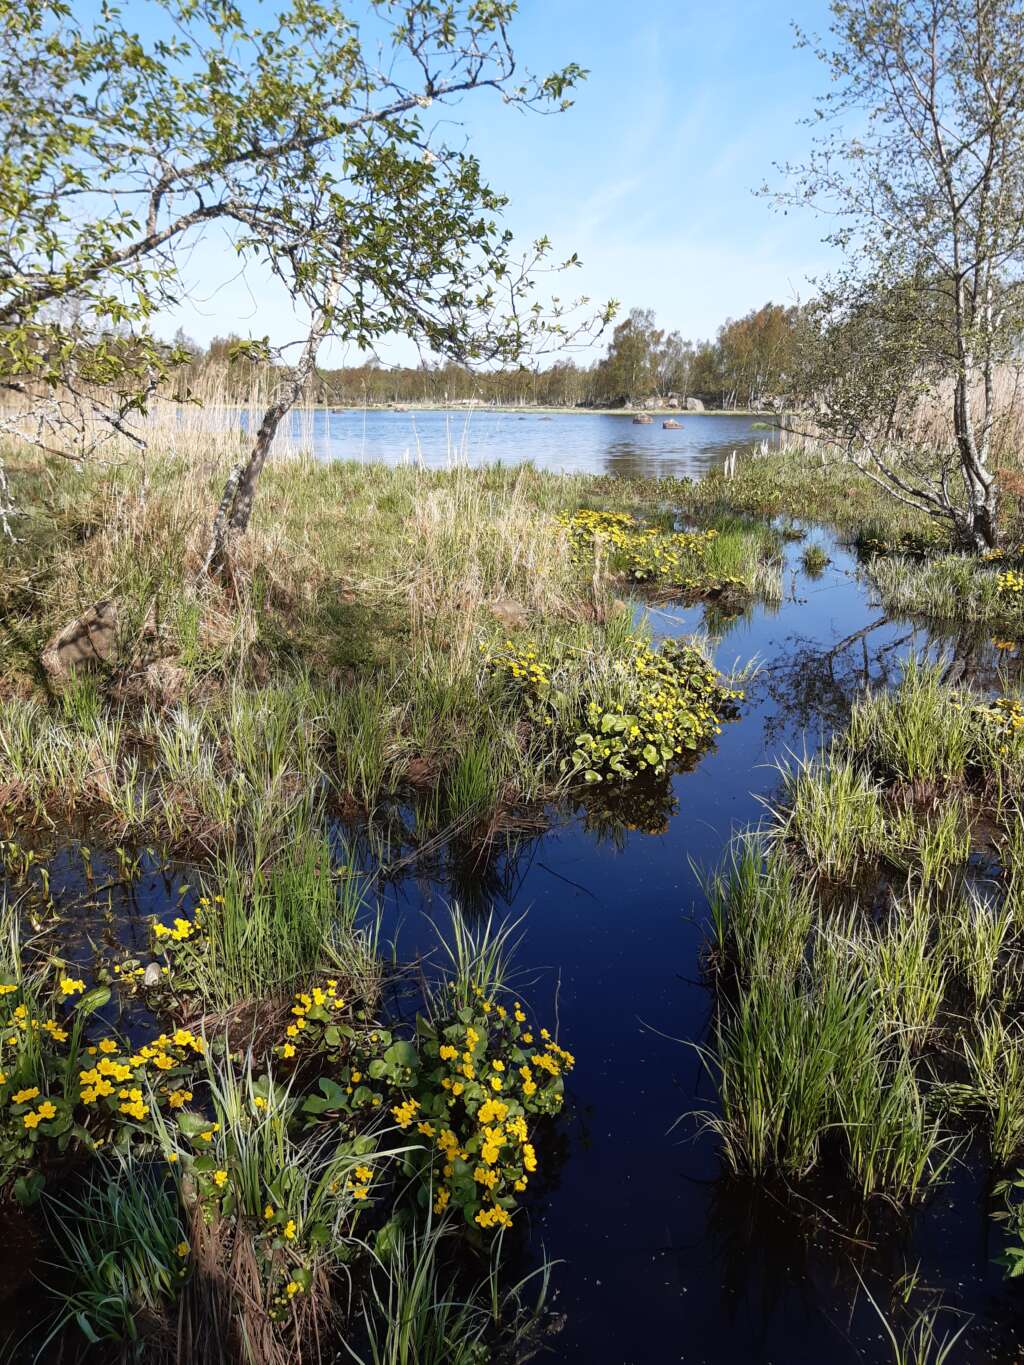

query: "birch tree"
left=778, top=0, right=1024, bottom=549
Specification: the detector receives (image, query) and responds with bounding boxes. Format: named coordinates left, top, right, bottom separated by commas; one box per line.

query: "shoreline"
left=213, top=402, right=777, bottom=418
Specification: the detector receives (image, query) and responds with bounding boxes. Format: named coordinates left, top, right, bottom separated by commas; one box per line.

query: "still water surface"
left=264, top=407, right=773, bottom=479
left=16, top=529, right=1024, bottom=1363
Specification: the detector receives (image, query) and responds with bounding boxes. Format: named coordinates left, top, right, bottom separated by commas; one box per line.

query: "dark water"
left=260, top=407, right=774, bottom=479
left=362, top=531, right=1024, bottom=1364
left=8, top=529, right=1024, bottom=1361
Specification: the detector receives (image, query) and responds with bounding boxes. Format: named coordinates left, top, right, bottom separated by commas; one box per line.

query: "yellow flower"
left=98, top=1039, right=118, bottom=1054
left=23, top=1111, right=42, bottom=1129
left=391, top=1098, right=419, bottom=1129
left=474, top=1206, right=513, bottom=1230
left=433, top=1187, right=450, bottom=1214
left=213, top=1169, right=229, bottom=1188
left=490, top=1076, right=503, bottom=1091
left=12, top=1087, right=39, bottom=1104
left=283, top=1219, right=297, bottom=1240
left=354, top=1165, right=373, bottom=1183
left=0, top=984, right=16, bottom=996
left=59, top=977, right=86, bottom=996
left=43, top=1021, right=68, bottom=1042
left=286, top=1280, right=302, bottom=1297
left=282, top=1043, right=296, bottom=1059
left=478, top=1098, right=508, bottom=1125
left=439, top=1044, right=458, bottom=1061
left=176, top=1241, right=189, bottom=1257
left=168, top=1089, right=192, bottom=1110
left=36, top=1100, right=57, bottom=1120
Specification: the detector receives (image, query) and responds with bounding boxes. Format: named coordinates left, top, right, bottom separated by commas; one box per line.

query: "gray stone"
left=488, top=599, right=530, bottom=630
left=683, top=397, right=705, bottom=412
left=41, top=600, right=119, bottom=682
left=142, top=962, right=163, bottom=988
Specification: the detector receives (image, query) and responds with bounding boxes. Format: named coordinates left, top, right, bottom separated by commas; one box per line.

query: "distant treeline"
left=175, top=302, right=797, bottom=410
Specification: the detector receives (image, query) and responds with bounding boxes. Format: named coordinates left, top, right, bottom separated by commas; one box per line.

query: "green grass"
left=0, top=453, right=776, bottom=856
left=157, top=837, right=373, bottom=1012
left=871, top=553, right=1024, bottom=632
left=39, top=1159, right=188, bottom=1348
left=844, top=660, right=979, bottom=784
left=699, top=663, right=1024, bottom=1203
left=352, top=1216, right=553, bottom=1365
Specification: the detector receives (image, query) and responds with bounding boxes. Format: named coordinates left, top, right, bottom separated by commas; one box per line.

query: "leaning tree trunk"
left=201, top=282, right=340, bottom=579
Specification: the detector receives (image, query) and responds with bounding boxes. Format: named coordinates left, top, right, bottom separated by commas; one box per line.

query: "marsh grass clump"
left=149, top=839, right=374, bottom=1015
left=39, top=1160, right=189, bottom=1350
left=871, top=552, right=1024, bottom=632
left=799, top=542, right=830, bottom=574
left=844, top=660, right=981, bottom=785
left=352, top=1216, right=554, bottom=1365
left=773, top=753, right=886, bottom=883
left=700, top=662, right=1024, bottom=1209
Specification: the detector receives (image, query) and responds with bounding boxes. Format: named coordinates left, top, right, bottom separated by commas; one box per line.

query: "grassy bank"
left=1, top=453, right=777, bottom=857
left=701, top=663, right=1024, bottom=1213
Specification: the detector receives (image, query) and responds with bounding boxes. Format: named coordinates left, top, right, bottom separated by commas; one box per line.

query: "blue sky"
left=163, top=0, right=839, bottom=365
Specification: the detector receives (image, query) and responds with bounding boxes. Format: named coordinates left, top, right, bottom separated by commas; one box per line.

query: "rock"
left=488, top=599, right=530, bottom=630
left=662, top=419, right=682, bottom=429
left=631, top=414, right=653, bottom=424
left=142, top=962, right=163, bottom=988
left=41, top=600, right=119, bottom=683
left=684, top=397, right=705, bottom=412
left=666, top=396, right=680, bottom=408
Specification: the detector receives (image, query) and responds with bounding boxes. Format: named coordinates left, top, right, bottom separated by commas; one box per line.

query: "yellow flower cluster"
left=78, top=1028, right=203, bottom=1113
left=392, top=1097, right=419, bottom=1128
left=276, top=980, right=347, bottom=1061
left=414, top=1000, right=575, bottom=1231
left=998, top=569, right=1024, bottom=595
left=2, top=1001, right=72, bottom=1052
left=571, top=639, right=740, bottom=783
left=21, top=1099, right=57, bottom=1129
left=560, top=509, right=736, bottom=590
left=981, top=696, right=1024, bottom=735
left=348, top=1164, right=374, bottom=1200
left=486, top=635, right=738, bottom=786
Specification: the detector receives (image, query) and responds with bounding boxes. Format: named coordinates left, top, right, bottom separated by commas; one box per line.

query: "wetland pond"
left=9, top=526, right=1024, bottom=1363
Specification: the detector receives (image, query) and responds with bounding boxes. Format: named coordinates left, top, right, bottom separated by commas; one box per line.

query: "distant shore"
left=236, top=403, right=778, bottom=418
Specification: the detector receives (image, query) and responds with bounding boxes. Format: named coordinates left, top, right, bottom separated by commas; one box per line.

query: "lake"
left=259, top=407, right=774, bottom=479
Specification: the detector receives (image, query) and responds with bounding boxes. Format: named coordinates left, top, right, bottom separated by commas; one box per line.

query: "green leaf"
left=75, top=985, right=111, bottom=1016
left=13, top=1171, right=44, bottom=1206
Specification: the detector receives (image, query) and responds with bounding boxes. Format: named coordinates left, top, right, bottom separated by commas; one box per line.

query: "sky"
left=160, top=0, right=840, bottom=367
